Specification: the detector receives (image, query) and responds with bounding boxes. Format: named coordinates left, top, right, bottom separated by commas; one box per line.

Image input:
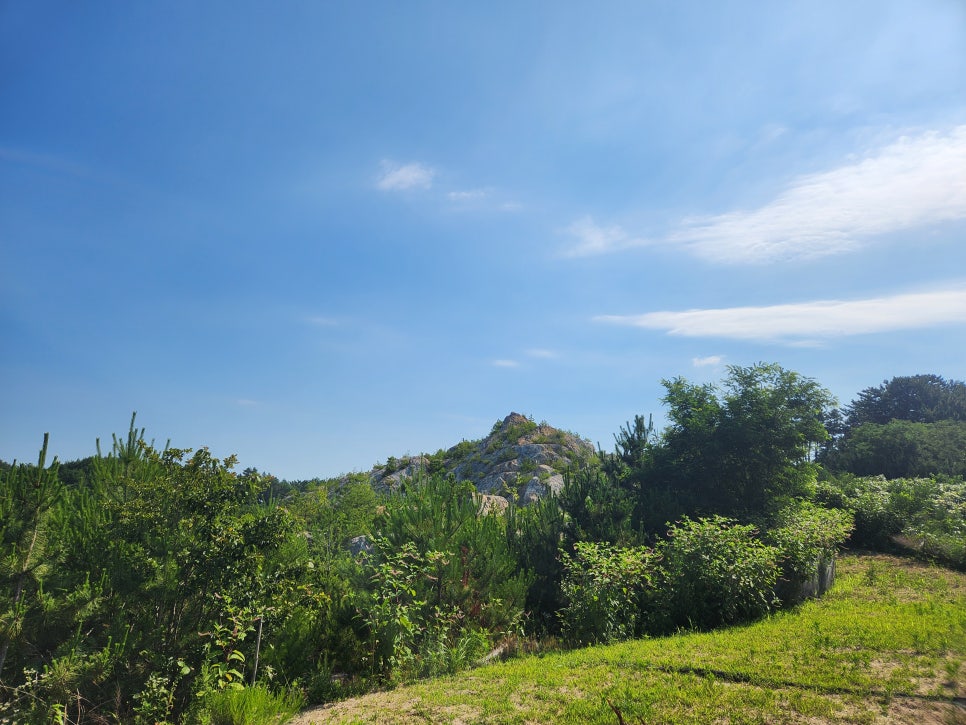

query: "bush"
left=558, top=542, right=658, bottom=646
left=816, top=475, right=900, bottom=549
left=765, top=501, right=853, bottom=604
left=816, top=474, right=965, bottom=567
left=417, top=623, right=491, bottom=678
left=900, top=477, right=966, bottom=570
left=361, top=475, right=529, bottom=682
left=655, top=516, right=779, bottom=632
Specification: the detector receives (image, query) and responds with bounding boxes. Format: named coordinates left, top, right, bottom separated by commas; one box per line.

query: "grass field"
left=291, top=554, right=966, bottom=724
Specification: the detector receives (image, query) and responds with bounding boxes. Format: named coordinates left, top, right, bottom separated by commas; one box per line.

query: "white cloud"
left=596, top=286, right=966, bottom=344
left=677, top=126, right=966, bottom=263
left=568, top=126, right=966, bottom=264
left=562, top=216, right=650, bottom=257
left=447, top=189, right=488, bottom=201
left=526, top=348, right=558, bottom=359
left=692, top=355, right=723, bottom=367
left=376, top=161, right=435, bottom=191
left=492, top=359, right=520, bottom=368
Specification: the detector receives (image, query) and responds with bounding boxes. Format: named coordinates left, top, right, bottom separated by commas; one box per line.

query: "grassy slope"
left=293, top=555, right=966, bottom=724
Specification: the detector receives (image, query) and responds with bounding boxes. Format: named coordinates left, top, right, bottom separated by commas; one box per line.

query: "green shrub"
left=442, top=440, right=477, bottom=466
left=506, top=493, right=568, bottom=634
left=655, top=516, right=779, bottom=632
left=767, top=502, right=853, bottom=582
left=816, top=474, right=965, bottom=565
left=765, top=502, right=852, bottom=604
left=900, top=477, right=966, bottom=570
left=417, top=621, right=491, bottom=678
left=819, top=476, right=900, bottom=548
left=361, top=475, right=529, bottom=682
left=492, top=416, right=538, bottom=444
left=558, top=542, right=658, bottom=646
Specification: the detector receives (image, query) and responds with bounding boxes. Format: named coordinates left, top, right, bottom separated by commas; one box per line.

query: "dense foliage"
left=821, top=374, right=966, bottom=478
left=1, top=421, right=323, bottom=723
left=845, top=374, right=966, bottom=427
left=361, top=475, right=528, bottom=682
left=599, top=363, right=835, bottom=536
left=1, top=364, right=962, bottom=723
left=821, top=420, right=966, bottom=478
left=764, top=501, right=854, bottom=590
left=655, top=516, right=780, bottom=631
left=817, top=473, right=966, bottom=569
left=558, top=542, right=657, bottom=646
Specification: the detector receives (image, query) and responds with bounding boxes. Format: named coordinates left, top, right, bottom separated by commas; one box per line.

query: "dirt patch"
left=883, top=696, right=966, bottom=725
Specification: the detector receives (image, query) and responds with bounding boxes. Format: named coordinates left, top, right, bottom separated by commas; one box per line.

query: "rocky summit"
left=368, top=412, right=595, bottom=506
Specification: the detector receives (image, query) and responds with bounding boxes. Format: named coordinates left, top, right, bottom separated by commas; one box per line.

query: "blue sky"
left=2, top=1, right=965, bottom=480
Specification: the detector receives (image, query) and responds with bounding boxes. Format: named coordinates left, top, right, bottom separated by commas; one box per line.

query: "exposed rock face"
left=347, top=535, right=374, bottom=558
left=370, top=456, right=430, bottom=494
left=368, top=412, right=594, bottom=505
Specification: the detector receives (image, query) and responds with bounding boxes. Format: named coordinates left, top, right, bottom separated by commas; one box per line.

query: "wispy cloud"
left=692, top=355, right=723, bottom=367
left=567, top=126, right=966, bottom=264
left=376, top=161, right=435, bottom=191
left=563, top=216, right=650, bottom=257
left=596, top=286, right=966, bottom=344
left=526, top=348, right=558, bottom=359
left=492, top=359, right=520, bottom=368
left=374, top=163, right=522, bottom=212
left=677, top=126, right=966, bottom=263
left=447, top=189, right=488, bottom=201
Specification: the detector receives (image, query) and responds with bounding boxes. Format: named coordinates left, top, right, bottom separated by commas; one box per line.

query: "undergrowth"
left=292, top=554, right=966, bottom=724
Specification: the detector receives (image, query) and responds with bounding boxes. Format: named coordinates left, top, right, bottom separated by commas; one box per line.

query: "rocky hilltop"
left=367, top=413, right=595, bottom=508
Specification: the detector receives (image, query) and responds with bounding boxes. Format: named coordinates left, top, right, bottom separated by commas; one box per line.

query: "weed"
left=203, top=684, right=303, bottom=725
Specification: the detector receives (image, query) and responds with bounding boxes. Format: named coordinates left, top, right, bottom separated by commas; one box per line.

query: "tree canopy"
left=639, top=363, right=834, bottom=529
left=846, top=375, right=966, bottom=427
left=822, top=374, right=966, bottom=478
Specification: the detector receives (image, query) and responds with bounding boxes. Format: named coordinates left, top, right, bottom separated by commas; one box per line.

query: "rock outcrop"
left=368, top=412, right=595, bottom=505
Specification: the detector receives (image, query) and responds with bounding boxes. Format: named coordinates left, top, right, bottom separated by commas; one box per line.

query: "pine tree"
left=0, top=434, right=64, bottom=680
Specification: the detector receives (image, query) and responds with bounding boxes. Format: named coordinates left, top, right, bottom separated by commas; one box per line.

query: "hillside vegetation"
left=1, top=365, right=964, bottom=723
left=292, top=554, right=966, bottom=724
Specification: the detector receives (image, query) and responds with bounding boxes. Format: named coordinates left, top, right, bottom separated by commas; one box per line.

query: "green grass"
left=205, top=684, right=305, bottom=725
left=292, top=555, right=966, bottom=724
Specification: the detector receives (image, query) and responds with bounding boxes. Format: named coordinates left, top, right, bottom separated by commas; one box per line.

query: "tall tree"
left=643, top=363, right=834, bottom=527
left=846, top=375, right=966, bottom=427
left=821, top=375, right=966, bottom=477
left=822, top=419, right=966, bottom=478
